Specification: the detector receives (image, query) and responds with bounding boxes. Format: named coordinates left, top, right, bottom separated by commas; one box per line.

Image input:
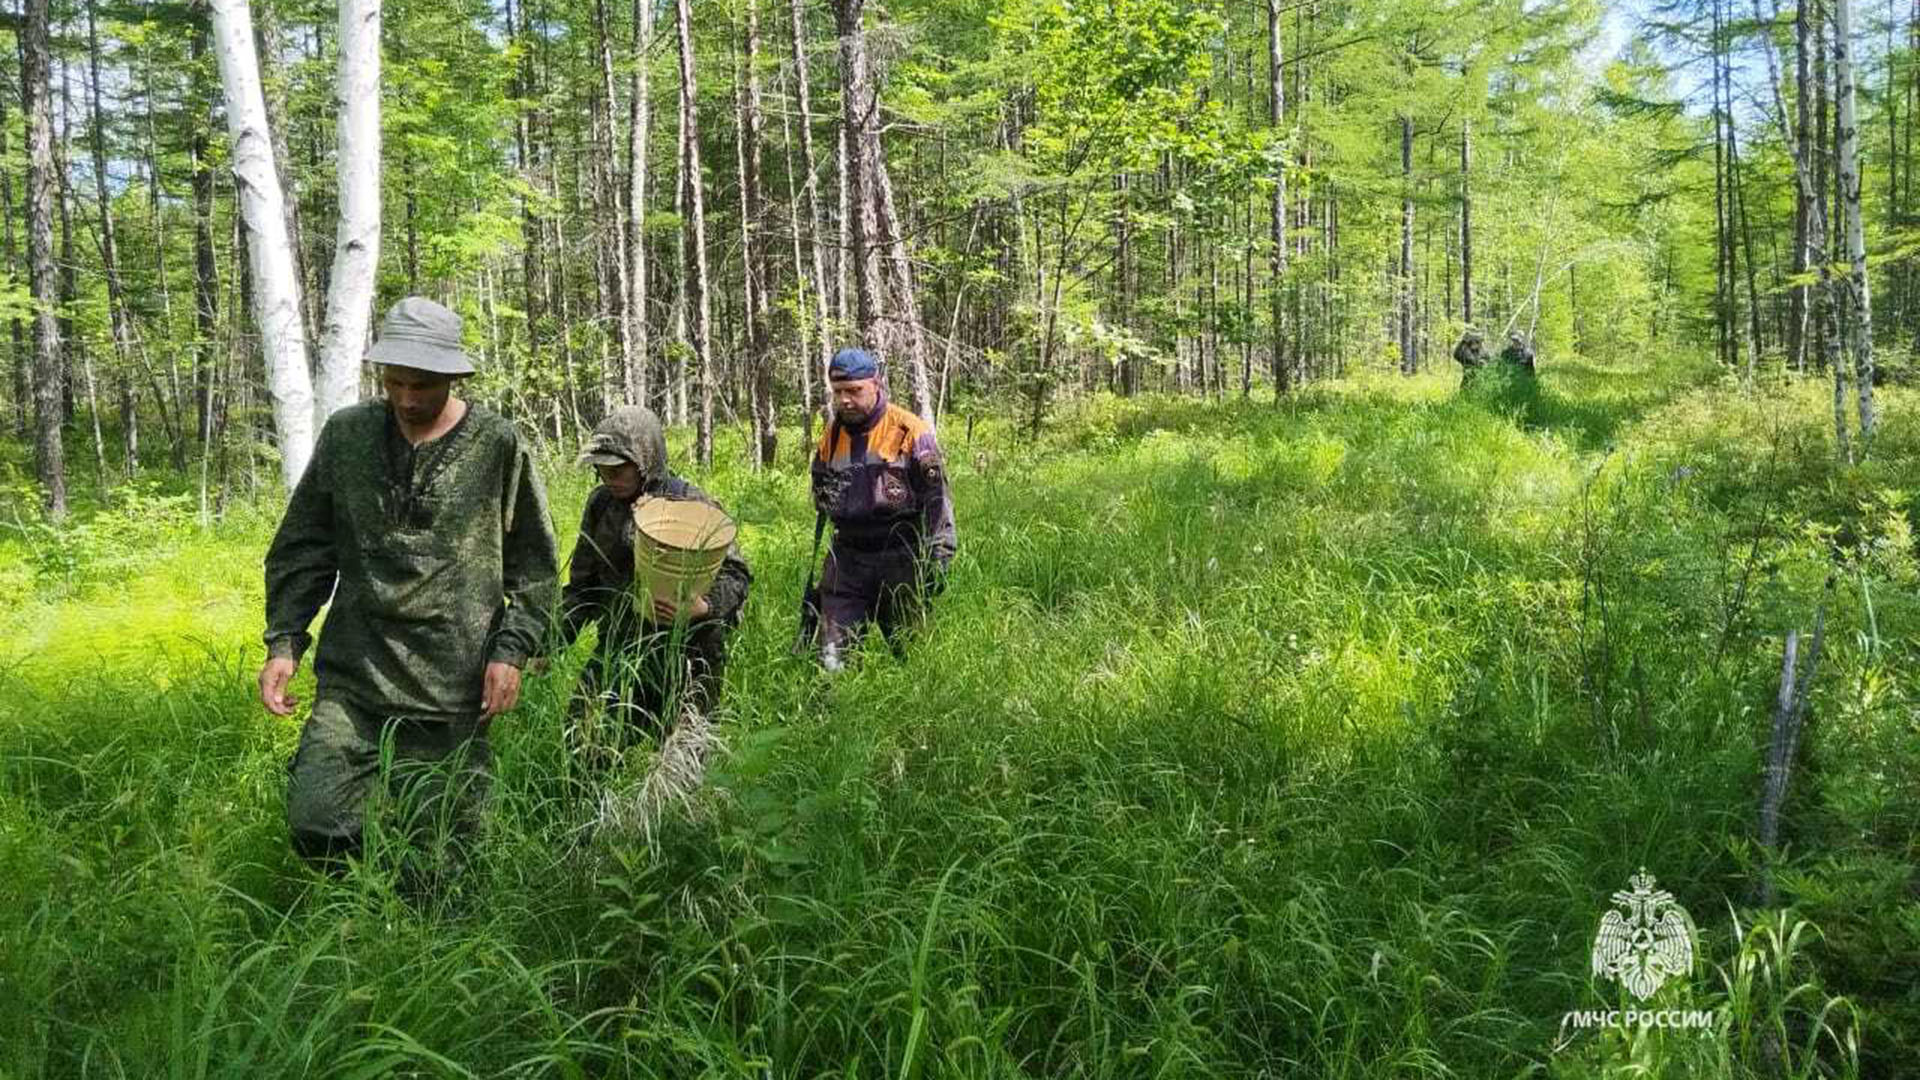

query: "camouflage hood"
left=577, top=406, right=669, bottom=483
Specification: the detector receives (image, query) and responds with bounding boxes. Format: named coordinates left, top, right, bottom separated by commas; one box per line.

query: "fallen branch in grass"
left=1757, top=574, right=1833, bottom=906
left=594, top=700, right=721, bottom=847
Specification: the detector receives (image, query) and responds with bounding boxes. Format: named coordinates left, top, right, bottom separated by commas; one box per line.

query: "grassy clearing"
left=1, top=356, right=1913, bottom=1077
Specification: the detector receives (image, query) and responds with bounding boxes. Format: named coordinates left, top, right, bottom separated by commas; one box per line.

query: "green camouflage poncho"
left=264, top=401, right=560, bottom=718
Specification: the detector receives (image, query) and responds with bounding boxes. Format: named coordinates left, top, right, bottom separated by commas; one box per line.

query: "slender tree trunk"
left=0, top=70, right=24, bottom=440
left=592, top=0, right=631, bottom=411
left=227, top=215, right=252, bottom=501
left=872, top=141, right=936, bottom=419
left=778, top=66, right=815, bottom=445
left=252, top=3, right=316, bottom=355
left=836, top=111, right=852, bottom=330
left=834, top=0, right=885, bottom=353
left=1908, top=0, right=1920, bottom=360
left=674, top=0, right=713, bottom=465
left=84, top=0, right=139, bottom=475
left=56, top=56, right=77, bottom=427
left=400, top=149, right=419, bottom=292
left=789, top=0, right=832, bottom=428
left=1461, top=118, right=1474, bottom=326
left=1711, top=0, right=1732, bottom=367
left=510, top=0, right=540, bottom=409
left=1832, top=0, right=1877, bottom=446
left=210, top=0, right=316, bottom=489
left=1886, top=7, right=1903, bottom=341
left=316, top=0, right=378, bottom=426
left=1791, top=0, right=1812, bottom=372
left=24, top=0, right=65, bottom=517
left=1728, top=127, right=1765, bottom=376
left=1399, top=114, right=1415, bottom=375
left=1268, top=0, right=1288, bottom=398
left=736, top=0, right=776, bottom=465
left=1812, top=4, right=1850, bottom=458
left=1116, top=173, right=1135, bottom=395
left=138, top=36, right=187, bottom=466
left=627, top=0, right=653, bottom=407
left=191, top=6, right=220, bottom=452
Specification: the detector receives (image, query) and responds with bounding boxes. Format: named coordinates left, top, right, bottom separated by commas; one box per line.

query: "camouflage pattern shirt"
left=559, top=407, right=751, bottom=651
left=264, top=401, right=560, bottom=717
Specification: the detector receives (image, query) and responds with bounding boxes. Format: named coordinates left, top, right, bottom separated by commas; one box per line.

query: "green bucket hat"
left=366, top=297, right=475, bottom=375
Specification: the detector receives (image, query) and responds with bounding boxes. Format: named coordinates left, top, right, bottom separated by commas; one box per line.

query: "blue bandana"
left=829, top=347, right=879, bottom=381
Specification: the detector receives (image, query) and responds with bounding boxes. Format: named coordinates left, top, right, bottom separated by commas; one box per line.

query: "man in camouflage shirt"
left=1499, top=331, right=1537, bottom=375
left=558, top=406, right=750, bottom=767
left=260, top=297, right=559, bottom=871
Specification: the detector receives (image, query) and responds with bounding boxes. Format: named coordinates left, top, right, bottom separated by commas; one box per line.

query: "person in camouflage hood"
left=1453, top=327, right=1487, bottom=388
left=261, top=297, right=560, bottom=874
left=557, top=406, right=751, bottom=767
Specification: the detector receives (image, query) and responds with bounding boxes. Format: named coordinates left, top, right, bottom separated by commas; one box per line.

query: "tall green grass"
left=1, top=356, right=1910, bottom=1076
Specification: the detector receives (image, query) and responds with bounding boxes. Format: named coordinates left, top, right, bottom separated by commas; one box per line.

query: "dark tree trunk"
left=1461, top=118, right=1474, bottom=326
left=1398, top=114, right=1415, bottom=375
left=1268, top=0, right=1288, bottom=397
left=0, top=43, right=25, bottom=439
left=788, top=0, right=832, bottom=431
left=23, top=0, right=65, bottom=517
left=736, top=0, right=775, bottom=466
left=1791, top=0, right=1813, bottom=372
left=191, top=6, right=221, bottom=454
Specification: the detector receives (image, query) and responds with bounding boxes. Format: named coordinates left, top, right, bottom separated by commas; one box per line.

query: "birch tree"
left=210, top=0, right=315, bottom=489
left=1834, top=0, right=1877, bottom=449
left=316, top=0, right=381, bottom=424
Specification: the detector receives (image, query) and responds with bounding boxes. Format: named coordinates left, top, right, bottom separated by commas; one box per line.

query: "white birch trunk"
left=317, top=0, right=380, bottom=425
left=1835, top=0, right=1877, bottom=447
left=210, top=0, right=315, bottom=488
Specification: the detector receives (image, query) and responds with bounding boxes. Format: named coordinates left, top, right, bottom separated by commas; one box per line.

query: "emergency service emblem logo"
left=1590, top=868, right=1694, bottom=1000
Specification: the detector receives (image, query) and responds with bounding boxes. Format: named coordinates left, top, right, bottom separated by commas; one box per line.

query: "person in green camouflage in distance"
left=556, top=406, right=750, bottom=771
left=260, top=297, right=559, bottom=873
left=1499, top=330, right=1537, bottom=375
left=1453, top=327, right=1487, bottom=389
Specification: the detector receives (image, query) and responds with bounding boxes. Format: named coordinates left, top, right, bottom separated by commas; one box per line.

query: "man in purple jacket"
left=809, top=348, right=957, bottom=670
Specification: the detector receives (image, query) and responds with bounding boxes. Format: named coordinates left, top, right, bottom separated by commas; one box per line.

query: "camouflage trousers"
left=285, top=695, right=491, bottom=872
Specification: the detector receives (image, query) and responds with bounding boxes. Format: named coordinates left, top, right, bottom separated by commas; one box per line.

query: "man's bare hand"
left=259, top=657, right=299, bottom=716
left=650, top=593, right=711, bottom=623
left=481, top=661, right=523, bottom=719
